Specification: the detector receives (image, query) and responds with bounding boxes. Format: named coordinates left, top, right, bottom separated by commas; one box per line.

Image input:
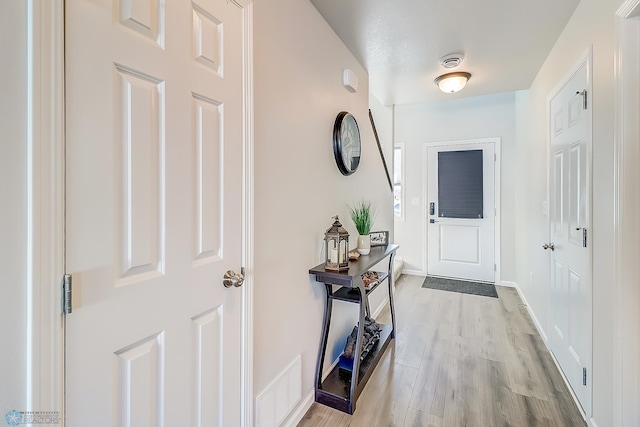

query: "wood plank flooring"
left=298, top=275, right=586, bottom=427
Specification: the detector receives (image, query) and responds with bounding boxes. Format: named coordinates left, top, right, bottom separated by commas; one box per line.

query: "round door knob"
left=542, top=243, right=555, bottom=251
left=223, top=270, right=245, bottom=288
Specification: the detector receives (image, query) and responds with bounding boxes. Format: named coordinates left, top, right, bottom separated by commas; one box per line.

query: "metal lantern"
left=324, top=215, right=350, bottom=271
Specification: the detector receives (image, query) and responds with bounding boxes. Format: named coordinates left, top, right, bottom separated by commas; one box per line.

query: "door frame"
left=29, top=1, right=255, bottom=425
left=421, top=137, right=501, bottom=284
left=614, top=1, right=640, bottom=425
left=545, top=47, right=593, bottom=419
left=25, top=0, right=65, bottom=419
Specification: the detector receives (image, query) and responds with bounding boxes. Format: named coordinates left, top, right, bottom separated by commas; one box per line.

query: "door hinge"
left=583, top=367, right=587, bottom=386
left=582, top=228, right=587, bottom=248
left=63, top=274, right=73, bottom=315
left=494, top=153, right=497, bottom=161
left=494, top=264, right=497, bottom=272
left=577, top=90, right=587, bottom=110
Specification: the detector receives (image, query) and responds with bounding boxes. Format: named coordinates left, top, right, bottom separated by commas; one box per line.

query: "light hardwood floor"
left=298, top=275, right=586, bottom=427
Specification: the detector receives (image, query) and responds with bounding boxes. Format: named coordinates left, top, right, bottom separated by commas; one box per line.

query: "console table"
left=309, top=244, right=398, bottom=414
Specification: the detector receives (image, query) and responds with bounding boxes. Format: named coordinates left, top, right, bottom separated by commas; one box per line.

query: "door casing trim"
left=26, top=0, right=65, bottom=420
left=240, top=3, right=255, bottom=427
left=613, top=1, right=640, bottom=425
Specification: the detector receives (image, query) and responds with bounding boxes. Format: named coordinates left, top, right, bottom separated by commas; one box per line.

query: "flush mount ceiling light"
left=434, top=72, right=472, bottom=93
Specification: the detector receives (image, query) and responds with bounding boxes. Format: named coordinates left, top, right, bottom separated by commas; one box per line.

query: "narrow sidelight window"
left=394, top=144, right=404, bottom=220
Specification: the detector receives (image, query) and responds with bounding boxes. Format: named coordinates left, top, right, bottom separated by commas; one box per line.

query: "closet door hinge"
left=583, top=367, right=587, bottom=386
left=577, top=90, right=587, bottom=110
left=63, top=274, right=73, bottom=315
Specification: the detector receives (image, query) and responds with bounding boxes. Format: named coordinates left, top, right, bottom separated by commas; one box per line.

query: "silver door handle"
left=429, top=219, right=438, bottom=223
left=223, top=270, right=245, bottom=288
left=542, top=243, right=555, bottom=251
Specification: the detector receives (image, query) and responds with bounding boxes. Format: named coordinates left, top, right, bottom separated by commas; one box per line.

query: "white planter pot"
left=357, top=234, right=371, bottom=255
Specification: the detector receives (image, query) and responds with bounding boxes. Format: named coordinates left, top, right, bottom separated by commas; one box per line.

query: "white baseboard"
left=513, top=284, right=548, bottom=342
left=499, top=280, right=517, bottom=288
left=401, top=269, right=426, bottom=276
left=513, top=283, right=587, bottom=424
left=281, top=389, right=314, bottom=427
left=372, top=295, right=389, bottom=318
left=316, top=288, right=394, bottom=385
left=320, top=295, right=388, bottom=383
left=544, top=338, right=587, bottom=422
left=322, top=356, right=340, bottom=381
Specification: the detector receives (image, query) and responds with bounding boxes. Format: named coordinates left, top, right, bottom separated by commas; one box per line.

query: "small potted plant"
left=348, top=201, right=376, bottom=255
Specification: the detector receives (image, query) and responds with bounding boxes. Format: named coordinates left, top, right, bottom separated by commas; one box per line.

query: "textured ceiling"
left=310, top=0, right=581, bottom=105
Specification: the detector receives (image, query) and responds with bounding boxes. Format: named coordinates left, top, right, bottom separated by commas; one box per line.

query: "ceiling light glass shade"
left=434, top=72, right=471, bottom=93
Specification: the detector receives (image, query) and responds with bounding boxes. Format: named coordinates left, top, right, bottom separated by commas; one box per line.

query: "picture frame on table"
left=369, top=231, right=389, bottom=247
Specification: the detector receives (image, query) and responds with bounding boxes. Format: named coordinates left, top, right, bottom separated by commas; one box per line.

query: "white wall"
left=253, top=0, right=394, bottom=413
left=394, top=92, right=517, bottom=282
left=369, top=95, right=395, bottom=228
left=367, top=95, right=395, bottom=315
left=0, top=0, right=27, bottom=414
left=514, top=0, right=621, bottom=424
left=369, top=95, right=394, bottom=162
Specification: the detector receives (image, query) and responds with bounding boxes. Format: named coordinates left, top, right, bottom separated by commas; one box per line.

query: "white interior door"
left=548, top=57, right=592, bottom=415
left=65, top=0, right=245, bottom=425
left=427, top=142, right=495, bottom=283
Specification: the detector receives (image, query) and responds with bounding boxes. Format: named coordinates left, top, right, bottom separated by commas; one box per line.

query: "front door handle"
left=542, top=243, right=555, bottom=251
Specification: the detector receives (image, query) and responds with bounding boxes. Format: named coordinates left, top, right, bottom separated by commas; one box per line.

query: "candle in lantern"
left=329, top=247, right=338, bottom=264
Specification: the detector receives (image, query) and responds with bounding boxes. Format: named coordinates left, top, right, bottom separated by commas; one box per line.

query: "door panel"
left=568, top=267, right=584, bottom=363
left=439, top=225, right=480, bottom=264
left=427, top=142, right=495, bottom=282
left=114, top=332, right=165, bottom=426
left=548, top=58, right=591, bottom=415
left=116, top=64, right=165, bottom=284
left=193, top=94, right=223, bottom=263
left=568, top=142, right=586, bottom=247
left=191, top=306, right=223, bottom=426
left=65, top=0, right=245, bottom=425
left=553, top=151, right=564, bottom=238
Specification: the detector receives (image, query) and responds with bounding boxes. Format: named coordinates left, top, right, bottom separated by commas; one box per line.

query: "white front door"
left=426, top=141, right=496, bottom=283
left=548, top=56, right=592, bottom=415
left=65, top=0, right=246, bottom=425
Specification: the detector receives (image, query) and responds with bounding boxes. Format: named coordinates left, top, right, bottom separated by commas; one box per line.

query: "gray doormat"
left=422, top=276, right=498, bottom=298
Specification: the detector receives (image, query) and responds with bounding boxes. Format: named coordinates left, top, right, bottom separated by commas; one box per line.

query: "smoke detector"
left=439, top=53, right=464, bottom=69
